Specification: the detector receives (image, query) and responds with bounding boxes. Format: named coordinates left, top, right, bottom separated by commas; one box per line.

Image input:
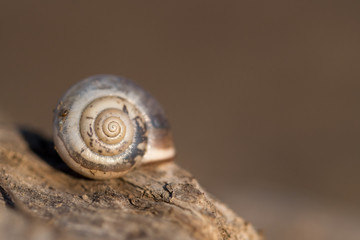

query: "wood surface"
left=0, top=114, right=262, bottom=240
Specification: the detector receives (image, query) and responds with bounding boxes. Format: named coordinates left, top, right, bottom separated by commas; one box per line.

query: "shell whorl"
left=79, top=96, right=145, bottom=158
left=53, top=75, right=175, bottom=179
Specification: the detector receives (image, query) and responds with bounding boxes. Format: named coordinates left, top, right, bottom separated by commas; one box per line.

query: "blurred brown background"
left=1, top=1, right=360, bottom=239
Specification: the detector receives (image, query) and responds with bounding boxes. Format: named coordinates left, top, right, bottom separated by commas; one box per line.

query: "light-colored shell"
left=53, top=75, right=175, bottom=179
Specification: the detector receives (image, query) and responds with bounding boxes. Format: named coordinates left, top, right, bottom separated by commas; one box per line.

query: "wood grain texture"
left=0, top=114, right=262, bottom=240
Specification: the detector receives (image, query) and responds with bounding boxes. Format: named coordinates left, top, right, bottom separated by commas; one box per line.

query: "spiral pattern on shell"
left=79, top=96, right=146, bottom=158
left=53, top=75, right=175, bottom=179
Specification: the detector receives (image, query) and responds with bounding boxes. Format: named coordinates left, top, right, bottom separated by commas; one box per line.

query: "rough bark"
left=0, top=113, right=262, bottom=240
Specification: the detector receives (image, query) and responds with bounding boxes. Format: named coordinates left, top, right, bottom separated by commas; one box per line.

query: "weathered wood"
left=0, top=114, right=262, bottom=240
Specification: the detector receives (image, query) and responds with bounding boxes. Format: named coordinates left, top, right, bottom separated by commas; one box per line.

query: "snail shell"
left=53, top=75, right=175, bottom=179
